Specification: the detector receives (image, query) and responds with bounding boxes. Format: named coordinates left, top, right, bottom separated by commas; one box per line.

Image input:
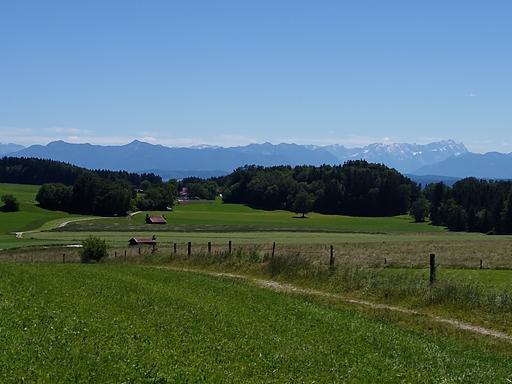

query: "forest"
left=424, top=178, right=512, bottom=234
left=0, top=157, right=162, bottom=186
left=0, top=157, right=172, bottom=215
left=221, top=161, right=419, bottom=216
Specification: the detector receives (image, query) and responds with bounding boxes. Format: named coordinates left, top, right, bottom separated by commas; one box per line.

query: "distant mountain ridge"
left=0, top=143, right=24, bottom=156
left=415, top=152, right=512, bottom=179
left=317, top=140, right=467, bottom=172
left=8, top=139, right=467, bottom=177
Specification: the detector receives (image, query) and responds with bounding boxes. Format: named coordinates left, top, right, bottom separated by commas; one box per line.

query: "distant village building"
left=179, top=187, right=190, bottom=200
left=178, top=187, right=200, bottom=202
left=145, top=214, right=167, bottom=224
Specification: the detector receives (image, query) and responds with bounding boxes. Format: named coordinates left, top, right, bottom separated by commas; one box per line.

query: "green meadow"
left=0, top=183, right=451, bottom=250
left=2, top=183, right=512, bottom=382
left=1, top=264, right=511, bottom=383
left=0, top=184, right=75, bottom=233
left=0, top=184, right=88, bottom=249
left=64, top=198, right=447, bottom=233
left=2, top=183, right=509, bottom=254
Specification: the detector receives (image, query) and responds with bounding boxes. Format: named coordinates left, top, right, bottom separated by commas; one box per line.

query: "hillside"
left=0, top=183, right=87, bottom=249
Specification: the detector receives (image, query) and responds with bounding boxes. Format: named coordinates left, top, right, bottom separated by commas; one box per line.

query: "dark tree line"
left=1, top=157, right=175, bottom=215
left=36, top=175, right=133, bottom=216
left=221, top=161, right=419, bottom=216
left=0, top=157, right=80, bottom=185
left=0, top=157, right=162, bottom=186
left=423, top=178, right=512, bottom=234
left=37, top=175, right=178, bottom=216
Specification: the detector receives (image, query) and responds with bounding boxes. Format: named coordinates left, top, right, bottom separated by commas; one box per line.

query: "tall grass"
left=3, top=242, right=512, bottom=315
left=135, top=248, right=512, bottom=314
left=269, top=252, right=512, bottom=312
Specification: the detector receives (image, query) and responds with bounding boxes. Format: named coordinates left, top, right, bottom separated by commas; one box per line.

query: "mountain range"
left=0, top=143, right=25, bottom=156
left=2, top=139, right=511, bottom=180
left=414, top=152, right=512, bottom=179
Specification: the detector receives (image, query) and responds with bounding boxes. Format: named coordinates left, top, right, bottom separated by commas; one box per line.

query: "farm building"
left=128, top=237, right=157, bottom=246
left=145, top=214, right=167, bottom=224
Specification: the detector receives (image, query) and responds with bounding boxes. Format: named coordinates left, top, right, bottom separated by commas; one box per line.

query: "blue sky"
left=1, top=1, right=511, bottom=152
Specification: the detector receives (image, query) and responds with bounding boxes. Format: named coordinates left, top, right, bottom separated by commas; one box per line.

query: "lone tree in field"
left=1, top=194, right=19, bottom=212
left=80, top=236, right=108, bottom=263
left=410, top=197, right=430, bottom=222
left=293, top=191, right=313, bottom=218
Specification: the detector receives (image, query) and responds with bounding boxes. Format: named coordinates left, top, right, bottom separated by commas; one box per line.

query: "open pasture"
left=1, top=263, right=511, bottom=383
left=18, top=230, right=512, bottom=269
left=61, top=198, right=446, bottom=233
left=0, top=183, right=88, bottom=249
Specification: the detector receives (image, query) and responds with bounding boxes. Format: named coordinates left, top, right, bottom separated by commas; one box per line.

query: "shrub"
left=80, top=236, right=108, bottom=263
left=1, top=194, right=19, bottom=212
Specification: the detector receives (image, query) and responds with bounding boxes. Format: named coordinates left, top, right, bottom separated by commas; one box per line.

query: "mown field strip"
left=162, top=266, right=512, bottom=342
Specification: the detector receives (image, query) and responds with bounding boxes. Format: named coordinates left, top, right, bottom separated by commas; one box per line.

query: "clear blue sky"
left=1, top=0, right=511, bottom=152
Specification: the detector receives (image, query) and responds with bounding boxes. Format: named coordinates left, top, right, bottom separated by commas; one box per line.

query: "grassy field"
left=1, top=263, right=511, bottom=383
left=0, top=183, right=88, bottom=249
left=109, top=250, right=512, bottom=336
left=0, top=183, right=461, bottom=250
left=19, top=230, right=512, bottom=270
left=62, top=198, right=447, bottom=233
left=2, top=184, right=511, bottom=269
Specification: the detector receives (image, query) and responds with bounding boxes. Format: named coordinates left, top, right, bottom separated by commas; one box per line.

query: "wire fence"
left=1, top=240, right=511, bottom=271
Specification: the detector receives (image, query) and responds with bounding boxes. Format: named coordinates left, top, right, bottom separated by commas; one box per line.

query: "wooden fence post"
left=114, top=251, right=117, bottom=258
left=429, top=253, right=436, bottom=285
left=228, top=240, right=232, bottom=254
left=480, top=259, right=483, bottom=270
left=271, top=242, right=276, bottom=259
left=384, top=257, right=387, bottom=265
left=173, top=243, right=177, bottom=254
left=62, top=253, right=66, bottom=264
left=124, top=249, right=127, bottom=262
left=187, top=242, right=192, bottom=256
left=208, top=241, right=212, bottom=254
left=329, top=245, right=335, bottom=272
left=138, top=247, right=141, bottom=255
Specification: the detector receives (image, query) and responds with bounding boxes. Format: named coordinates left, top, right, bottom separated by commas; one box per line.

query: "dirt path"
left=163, top=267, right=512, bottom=342
left=13, top=217, right=99, bottom=240
left=57, top=217, right=98, bottom=228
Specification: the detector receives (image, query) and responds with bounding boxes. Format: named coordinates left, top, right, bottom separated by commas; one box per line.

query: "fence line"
left=0, top=239, right=507, bottom=273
